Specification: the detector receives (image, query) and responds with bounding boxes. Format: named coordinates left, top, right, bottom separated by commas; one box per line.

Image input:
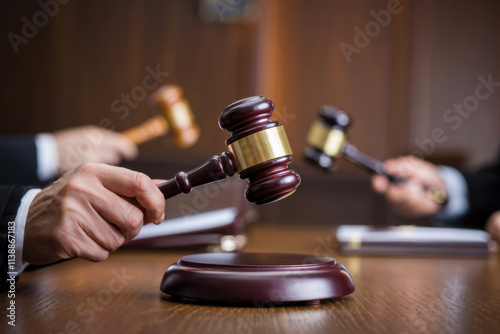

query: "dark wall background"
left=1, top=0, right=499, bottom=225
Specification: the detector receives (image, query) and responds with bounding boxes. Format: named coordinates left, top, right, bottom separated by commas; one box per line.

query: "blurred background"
left=1, top=0, right=499, bottom=226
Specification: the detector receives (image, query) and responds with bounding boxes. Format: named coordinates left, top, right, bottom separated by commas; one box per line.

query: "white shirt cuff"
left=435, top=166, right=469, bottom=221
left=34, top=133, right=59, bottom=182
left=13, top=188, right=41, bottom=274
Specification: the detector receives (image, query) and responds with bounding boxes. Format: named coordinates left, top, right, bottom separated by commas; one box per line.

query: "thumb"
left=152, top=179, right=168, bottom=186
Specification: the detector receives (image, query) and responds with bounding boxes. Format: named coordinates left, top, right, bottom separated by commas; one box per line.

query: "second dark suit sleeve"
left=0, top=137, right=39, bottom=185
left=461, top=154, right=500, bottom=229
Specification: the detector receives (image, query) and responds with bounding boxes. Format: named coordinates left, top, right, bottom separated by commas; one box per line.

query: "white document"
left=133, top=207, right=238, bottom=240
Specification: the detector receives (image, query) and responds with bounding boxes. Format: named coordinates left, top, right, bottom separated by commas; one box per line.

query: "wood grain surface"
left=1, top=225, right=499, bottom=334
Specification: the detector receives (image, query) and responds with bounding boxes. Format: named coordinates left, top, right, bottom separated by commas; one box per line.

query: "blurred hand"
left=485, top=211, right=500, bottom=241
left=371, top=156, right=447, bottom=219
left=23, top=163, right=165, bottom=265
left=54, top=126, right=138, bottom=175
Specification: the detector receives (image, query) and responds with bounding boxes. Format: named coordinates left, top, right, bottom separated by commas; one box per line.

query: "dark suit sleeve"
left=0, top=137, right=39, bottom=185
left=460, top=154, right=500, bottom=229
left=1, top=185, right=33, bottom=292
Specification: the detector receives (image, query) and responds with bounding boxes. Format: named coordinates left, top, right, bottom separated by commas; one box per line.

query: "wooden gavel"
left=122, top=85, right=200, bottom=148
left=156, top=96, right=301, bottom=205
left=305, top=105, right=447, bottom=204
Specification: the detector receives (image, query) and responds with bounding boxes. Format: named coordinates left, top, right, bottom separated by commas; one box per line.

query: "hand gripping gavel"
left=122, top=85, right=200, bottom=148
left=156, top=96, right=301, bottom=205
left=305, top=105, right=447, bottom=204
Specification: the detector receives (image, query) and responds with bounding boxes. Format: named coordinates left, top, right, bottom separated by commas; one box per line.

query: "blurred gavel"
left=305, top=105, right=447, bottom=204
left=122, top=85, right=200, bottom=148
left=156, top=96, right=301, bottom=205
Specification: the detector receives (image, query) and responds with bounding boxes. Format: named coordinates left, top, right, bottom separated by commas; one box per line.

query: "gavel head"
left=152, top=85, right=200, bottom=148
left=219, top=96, right=301, bottom=205
left=305, top=105, right=351, bottom=170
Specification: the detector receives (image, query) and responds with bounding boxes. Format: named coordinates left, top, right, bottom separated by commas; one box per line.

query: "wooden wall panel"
left=254, top=0, right=500, bottom=173
left=256, top=0, right=411, bottom=178
left=408, top=0, right=500, bottom=168
left=3, top=0, right=497, bottom=167
left=0, top=0, right=258, bottom=160
left=1, top=0, right=499, bottom=225
left=253, top=0, right=500, bottom=224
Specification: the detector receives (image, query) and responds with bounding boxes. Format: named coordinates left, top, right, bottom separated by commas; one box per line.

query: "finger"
left=73, top=174, right=147, bottom=239
left=372, top=174, right=389, bottom=193
left=93, top=148, right=122, bottom=166
left=61, top=193, right=130, bottom=252
left=77, top=204, right=128, bottom=252
left=76, top=235, right=110, bottom=262
left=385, top=182, right=424, bottom=212
left=385, top=158, right=415, bottom=179
left=96, top=165, right=165, bottom=224
left=152, top=179, right=168, bottom=185
left=108, top=133, right=139, bottom=160
left=123, top=196, right=165, bottom=226
left=126, top=173, right=165, bottom=224
left=487, top=223, right=500, bottom=241
left=385, top=183, right=414, bottom=205
left=485, top=212, right=500, bottom=241
left=57, top=220, right=110, bottom=262
left=387, top=182, right=441, bottom=217
left=80, top=196, right=131, bottom=249
left=384, top=158, right=406, bottom=173
left=94, top=140, right=136, bottom=165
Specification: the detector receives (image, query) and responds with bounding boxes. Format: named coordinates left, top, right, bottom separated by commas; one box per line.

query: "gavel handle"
left=342, top=143, right=447, bottom=204
left=122, top=116, right=169, bottom=145
left=342, top=143, right=403, bottom=182
left=157, top=152, right=237, bottom=199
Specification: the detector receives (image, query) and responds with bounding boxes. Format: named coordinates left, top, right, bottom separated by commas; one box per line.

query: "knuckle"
left=52, top=236, right=70, bottom=259
left=79, top=162, right=100, bottom=175
left=50, top=215, right=112, bottom=262
left=125, top=206, right=144, bottom=231
left=133, top=172, right=152, bottom=194
left=58, top=196, right=72, bottom=213
left=64, top=177, right=85, bottom=194
left=114, top=233, right=126, bottom=249
left=72, top=242, right=109, bottom=262
left=52, top=226, right=80, bottom=259
left=107, top=233, right=126, bottom=251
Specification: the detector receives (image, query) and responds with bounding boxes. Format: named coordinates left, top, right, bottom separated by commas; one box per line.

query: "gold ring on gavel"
left=228, top=126, right=293, bottom=172
left=307, top=121, right=346, bottom=158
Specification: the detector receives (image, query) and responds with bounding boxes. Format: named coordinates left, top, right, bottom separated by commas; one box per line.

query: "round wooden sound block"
left=160, top=253, right=355, bottom=305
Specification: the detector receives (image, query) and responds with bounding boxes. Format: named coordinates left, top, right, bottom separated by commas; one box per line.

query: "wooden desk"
left=2, top=225, right=499, bottom=334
